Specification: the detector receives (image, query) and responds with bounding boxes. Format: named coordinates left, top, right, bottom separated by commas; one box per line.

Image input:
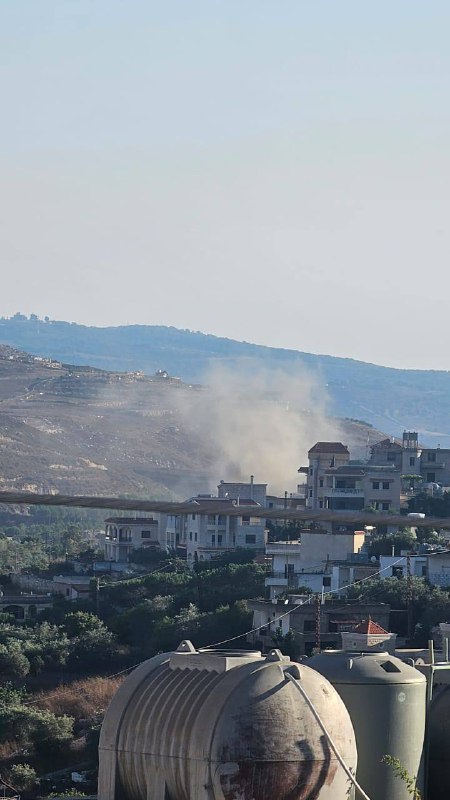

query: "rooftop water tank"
left=308, top=650, right=426, bottom=800
left=98, top=641, right=357, bottom=800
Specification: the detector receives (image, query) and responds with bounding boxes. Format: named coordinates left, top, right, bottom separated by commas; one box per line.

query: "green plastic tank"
left=427, top=685, right=450, bottom=799
left=308, top=650, right=426, bottom=800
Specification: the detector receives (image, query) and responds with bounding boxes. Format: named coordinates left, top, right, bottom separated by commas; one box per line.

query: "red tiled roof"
left=353, top=618, right=389, bottom=635
left=308, top=442, right=349, bottom=455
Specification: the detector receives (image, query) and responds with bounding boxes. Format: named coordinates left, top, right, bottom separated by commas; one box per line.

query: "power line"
left=16, top=548, right=450, bottom=712
left=0, top=490, right=449, bottom=527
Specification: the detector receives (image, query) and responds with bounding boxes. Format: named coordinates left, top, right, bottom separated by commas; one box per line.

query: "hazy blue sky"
left=1, top=1, right=449, bottom=369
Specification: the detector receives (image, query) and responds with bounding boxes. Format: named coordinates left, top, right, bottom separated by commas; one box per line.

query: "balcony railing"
left=327, top=488, right=364, bottom=495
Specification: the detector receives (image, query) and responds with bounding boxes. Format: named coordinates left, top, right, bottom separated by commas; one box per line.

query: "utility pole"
left=95, top=577, right=100, bottom=616
left=407, top=553, right=413, bottom=642
left=315, top=594, right=321, bottom=652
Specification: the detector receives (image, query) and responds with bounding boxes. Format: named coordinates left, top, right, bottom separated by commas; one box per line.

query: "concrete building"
left=265, top=531, right=367, bottom=598
left=304, top=442, right=350, bottom=510
left=52, top=575, right=93, bottom=600
left=104, top=517, right=163, bottom=562
left=371, top=430, right=450, bottom=490
left=181, top=496, right=267, bottom=566
left=427, top=551, right=450, bottom=588
left=379, top=554, right=428, bottom=580
left=248, top=597, right=391, bottom=656
left=303, top=441, right=401, bottom=516
left=0, top=594, right=52, bottom=622
left=341, top=618, right=397, bottom=654
left=330, top=557, right=381, bottom=595
left=217, top=478, right=267, bottom=506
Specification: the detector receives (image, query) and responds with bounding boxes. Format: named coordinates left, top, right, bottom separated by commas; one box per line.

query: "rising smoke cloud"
left=177, top=362, right=343, bottom=495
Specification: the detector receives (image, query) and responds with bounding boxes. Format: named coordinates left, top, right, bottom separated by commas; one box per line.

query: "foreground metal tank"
left=427, top=685, right=450, bottom=799
left=98, top=641, right=357, bottom=800
left=308, top=650, right=426, bottom=800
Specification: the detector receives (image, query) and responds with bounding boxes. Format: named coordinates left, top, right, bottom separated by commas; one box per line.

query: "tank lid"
left=308, top=650, right=427, bottom=685
left=170, top=640, right=264, bottom=673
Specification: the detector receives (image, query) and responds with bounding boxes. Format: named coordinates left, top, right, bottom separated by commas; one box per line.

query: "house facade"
left=104, top=516, right=163, bottom=562
left=248, top=597, right=391, bottom=656
left=180, top=496, right=267, bottom=566
left=265, top=530, right=366, bottom=598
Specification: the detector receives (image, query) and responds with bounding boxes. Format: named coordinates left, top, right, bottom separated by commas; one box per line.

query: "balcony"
left=327, top=488, right=364, bottom=497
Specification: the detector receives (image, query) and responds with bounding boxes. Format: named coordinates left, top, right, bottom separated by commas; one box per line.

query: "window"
left=211, top=534, right=215, bottom=546
left=218, top=515, right=226, bottom=526
left=309, top=468, right=313, bottom=476
left=421, top=565, right=427, bottom=577
left=427, top=473, right=436, bottom=483
left=319, top=478, right=324, bottom=488
left=409, top=457, right=415, bottom=467
left=372, top=481, right=380, bottom=490
left=217, top=534, right=223, bottom=545
left=242, top=515, right=250, bottom=523
left=207, top=515, right=216, bottom=525
left=191, top=513, right=196, bottom=520
left=428, top=452, right=437, bottom=462
left=319, top=501, right=323, bottom=509
left=382, top=481, right=389, bottom=490
left=387, top=453, right=397, bottom=462
left=245, top=534, right=256, bottom=545
left=309, top=489, right=313, bottom=498
left=284, top=563, right=294, bottom=577
left=189, top=532, right=193, bottom=541
left=322, top=576, right=331, bottom=588
left=194, top=532, right=198, bottom=541
left=141, top=530, right=152, bottom=539
left=381, top=502, right=390, bottom=511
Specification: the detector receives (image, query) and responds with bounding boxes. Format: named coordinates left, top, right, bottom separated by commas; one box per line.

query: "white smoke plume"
left=177, top=362, right=343, bottom=495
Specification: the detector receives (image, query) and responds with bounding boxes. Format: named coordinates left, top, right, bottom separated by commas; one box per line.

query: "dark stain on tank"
left=219, top=736, right=336, bottom=800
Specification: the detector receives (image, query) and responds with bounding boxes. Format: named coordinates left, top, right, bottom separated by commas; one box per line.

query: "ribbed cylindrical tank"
left=98, top=641, right=357, bottom=800
left=308, top=650, right=426, bottom=800
left=427, top=685, right=450, bottom=799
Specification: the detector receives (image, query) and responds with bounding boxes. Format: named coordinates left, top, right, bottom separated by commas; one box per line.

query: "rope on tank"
left=285, top=671, right=372, bottom=800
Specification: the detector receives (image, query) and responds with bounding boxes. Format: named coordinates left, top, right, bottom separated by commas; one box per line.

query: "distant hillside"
left=0, top=344, right=384, bottom=498
left=1, top=315, right=449, bottom=445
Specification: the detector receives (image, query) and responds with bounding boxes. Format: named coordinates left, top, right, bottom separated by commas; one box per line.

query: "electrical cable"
left=18, top=547, right=450, bottom=709
left=285, top=671, right=372, bottom=800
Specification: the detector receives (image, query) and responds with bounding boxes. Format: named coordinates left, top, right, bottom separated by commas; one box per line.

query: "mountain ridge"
left=1, top=315, right=449, bottom=445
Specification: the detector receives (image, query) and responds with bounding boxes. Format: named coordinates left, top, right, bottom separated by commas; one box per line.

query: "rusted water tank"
left=98, top=641, right=357, bottom=800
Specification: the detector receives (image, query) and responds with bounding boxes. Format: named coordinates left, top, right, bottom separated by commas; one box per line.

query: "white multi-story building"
left=104, top=516, right=164, bottom=562
left=180, top=496, right=267, bottom=566
left=265, top=530, right=366, bottom=598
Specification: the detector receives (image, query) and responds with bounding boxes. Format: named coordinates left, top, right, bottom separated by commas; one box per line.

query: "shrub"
left=8, top=763, right=38, bottom=791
